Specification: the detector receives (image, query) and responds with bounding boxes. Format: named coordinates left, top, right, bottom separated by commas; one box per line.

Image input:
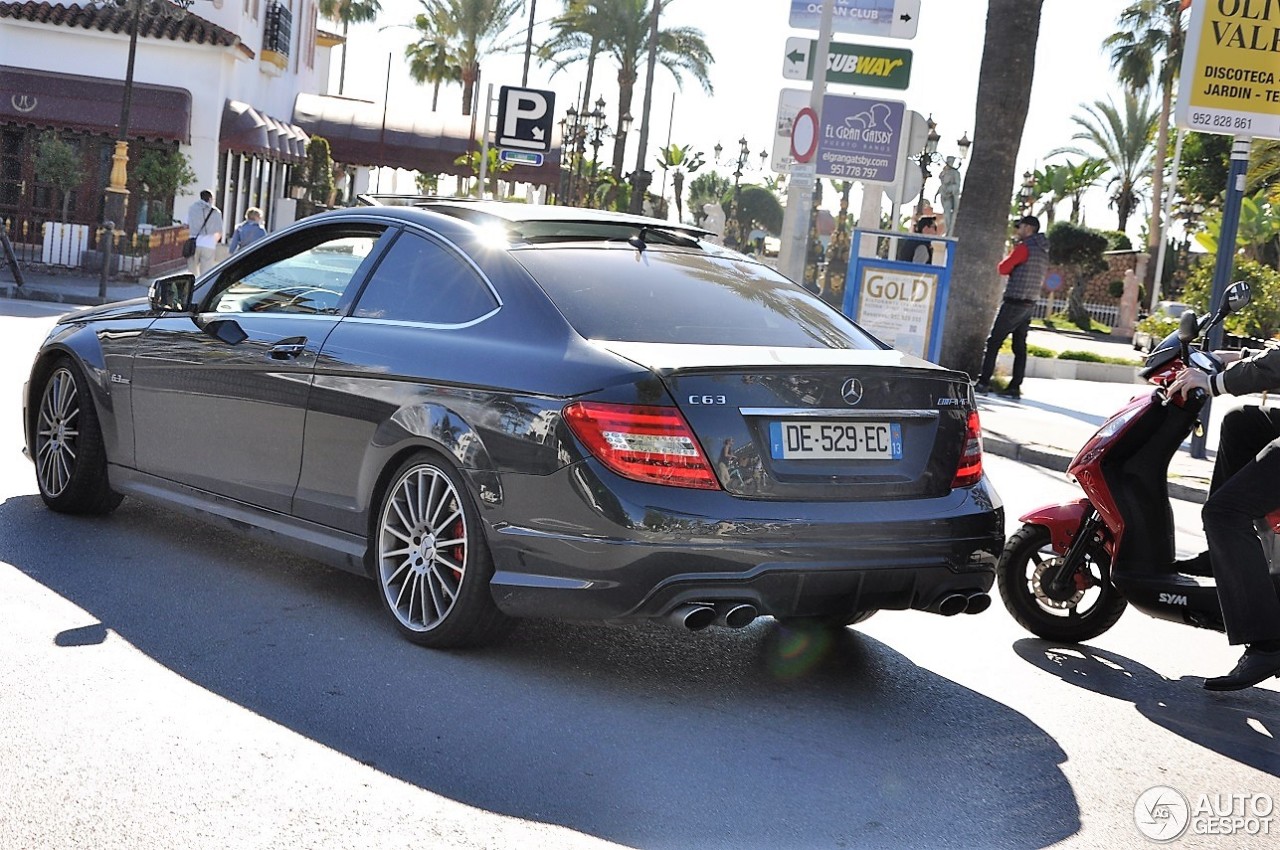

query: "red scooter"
left=997, top=281, right=1280, bottom=642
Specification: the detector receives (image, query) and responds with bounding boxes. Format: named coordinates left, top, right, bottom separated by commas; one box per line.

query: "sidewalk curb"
left=2, top=282, right=102, bottom=306
left=983, top=431, right=1209, bottom=505
left=1, top=281, right=143, bottom=307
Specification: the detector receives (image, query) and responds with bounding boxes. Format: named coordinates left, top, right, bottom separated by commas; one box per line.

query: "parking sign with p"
left=497, top=86, right=556, bottom=153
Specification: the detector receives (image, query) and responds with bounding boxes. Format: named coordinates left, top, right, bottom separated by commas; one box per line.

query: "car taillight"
left=563, top=401, right=720, bottom=490
left=952, top=410, right=983, bottom=488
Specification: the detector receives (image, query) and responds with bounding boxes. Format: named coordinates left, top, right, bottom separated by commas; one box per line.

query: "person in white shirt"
left=186, top=190, right=224, bottom=276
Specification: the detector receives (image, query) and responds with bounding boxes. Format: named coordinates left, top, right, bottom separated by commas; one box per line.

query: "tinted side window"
left=353, top=232, right=498, bottom=324
left=209, top=232, right=382, bottom=315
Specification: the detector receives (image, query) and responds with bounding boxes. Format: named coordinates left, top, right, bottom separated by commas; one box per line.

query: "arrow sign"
left=786, top=48, right=806, bottom=65
left=781, top=37, right=912, bottom=90
left=789, top=0, right=921, bottom=40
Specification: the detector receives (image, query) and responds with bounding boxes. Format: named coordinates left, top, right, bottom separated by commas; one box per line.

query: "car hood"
left=590, top=340, right=960, bottom=379
left=57, top=297, right=153, bottom=324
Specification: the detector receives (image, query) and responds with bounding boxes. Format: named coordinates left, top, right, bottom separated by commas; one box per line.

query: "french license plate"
left=768, top=420, right=903, bottom=460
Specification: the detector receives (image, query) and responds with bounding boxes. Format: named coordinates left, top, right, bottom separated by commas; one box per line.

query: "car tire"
left=997, top=523, right=1126, bottom=642
left=370, top=452, right=514, bottom=648
left=32, top=357, right=123, bottom=515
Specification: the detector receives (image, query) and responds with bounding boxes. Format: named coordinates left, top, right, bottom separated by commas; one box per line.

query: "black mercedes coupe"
left=24, top=200, right=1003, bottom=647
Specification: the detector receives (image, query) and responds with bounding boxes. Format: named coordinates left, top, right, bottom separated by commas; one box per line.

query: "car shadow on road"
left=1014, top=640, right=1279, bottom=776
left=2, top=493, right=1082, bottom=849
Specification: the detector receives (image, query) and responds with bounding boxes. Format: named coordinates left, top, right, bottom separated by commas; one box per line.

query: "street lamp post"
left=587, top=98, right=607, bottom=208
left=907, top=116, right=971, bottom=223
left=560, top=107, right=587, bottom=204
left=1019, top=170, right=1036, bottom=215
left=912, top=115, right=941, bottom=218
left=725, top=137, right=751, bottom=249
left=95, top=0, right=191, bottom=300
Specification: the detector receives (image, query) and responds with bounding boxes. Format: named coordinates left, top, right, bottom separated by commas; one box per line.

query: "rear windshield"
left=512, top=247, right=882, bottom=349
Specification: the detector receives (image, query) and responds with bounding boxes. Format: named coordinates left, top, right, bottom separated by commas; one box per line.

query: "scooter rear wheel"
left=997, top=523, right=1127, bottom=642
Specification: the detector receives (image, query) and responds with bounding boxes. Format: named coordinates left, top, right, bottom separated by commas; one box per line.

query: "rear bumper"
left=480, top=461, right=1003, bottom=622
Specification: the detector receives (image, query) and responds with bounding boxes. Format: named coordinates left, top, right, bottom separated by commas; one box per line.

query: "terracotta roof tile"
left=0, top=1, right=240, bottom=48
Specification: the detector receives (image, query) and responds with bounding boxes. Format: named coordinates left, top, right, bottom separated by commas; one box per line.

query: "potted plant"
left=34, top=130, right=87, bottom=267
left=134, top=148, right=197, bottom=226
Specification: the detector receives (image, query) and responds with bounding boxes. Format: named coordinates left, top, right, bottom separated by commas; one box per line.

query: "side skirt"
left=109, top=465, right=370, bottom=577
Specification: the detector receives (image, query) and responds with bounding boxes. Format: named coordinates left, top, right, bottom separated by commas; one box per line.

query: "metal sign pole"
left=779, top=1, right=835, bottom=282
left=1189, top=135, right=1251, bottom=459
left=479, top=83, right=494, bottom=198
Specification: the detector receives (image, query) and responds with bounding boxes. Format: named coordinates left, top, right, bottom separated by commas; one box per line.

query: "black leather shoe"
left=1174, top=551, right=1213, bottom=577
left=1204, top=646, right=1280, bottom=691
left=973, top=382, right=991, bottom=395
left=998, top=387, right=1022, bottom=400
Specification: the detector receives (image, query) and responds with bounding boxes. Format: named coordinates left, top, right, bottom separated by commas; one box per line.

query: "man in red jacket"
left=973, top=215, right=1050, bottom=400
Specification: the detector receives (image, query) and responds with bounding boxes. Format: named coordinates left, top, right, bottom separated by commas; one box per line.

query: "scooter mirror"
left=1225, top=280, right=1251, bottom=313
left=1177, top=309, right=1199, bottom=343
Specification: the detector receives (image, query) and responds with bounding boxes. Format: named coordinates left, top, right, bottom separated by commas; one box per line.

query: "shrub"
left=1100, top=230, right=1133, bottom=251
left=1135, top=312, right=1180, bottom=340
left=999, top=340, right=1056, bottom=358
left=1181, top=258, right=1280, bottom=340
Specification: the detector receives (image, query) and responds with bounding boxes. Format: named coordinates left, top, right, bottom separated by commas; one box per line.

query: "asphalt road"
left=1, top=304, right=1277, bottom=850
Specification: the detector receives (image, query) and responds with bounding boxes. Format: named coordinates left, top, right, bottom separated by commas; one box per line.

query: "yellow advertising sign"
left=1175, top=0, right=1280, bottom=139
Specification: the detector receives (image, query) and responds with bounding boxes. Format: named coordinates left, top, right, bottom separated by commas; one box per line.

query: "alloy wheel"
left=36, top=367, right=80, bottom=498
left=377, top=464, right=468, bottom=633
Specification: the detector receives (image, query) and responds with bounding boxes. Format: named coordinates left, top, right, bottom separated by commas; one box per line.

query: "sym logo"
left=840, top=378, right=864, bottom=406
left=1159, top=592, right=1188, bottom=606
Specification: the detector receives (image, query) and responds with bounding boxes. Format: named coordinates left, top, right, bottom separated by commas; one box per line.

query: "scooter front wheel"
left=997, top=523, right=1127, bottom=642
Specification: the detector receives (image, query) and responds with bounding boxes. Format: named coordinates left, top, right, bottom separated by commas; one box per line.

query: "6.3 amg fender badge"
left=840, top=378, right=863, bottom=406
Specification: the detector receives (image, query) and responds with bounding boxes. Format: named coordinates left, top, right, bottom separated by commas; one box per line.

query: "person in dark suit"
left=1171, top=346, right=1280, bottom=690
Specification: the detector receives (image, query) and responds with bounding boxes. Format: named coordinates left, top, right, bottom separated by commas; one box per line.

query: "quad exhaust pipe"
left=964, top=591, right=992, bottom=615
left=665, top=603, right=716, bottom=631
left=713, top=602, right=758, bottom=629
left=926, top=591, right=991, bottom=616
left=664, top=602, right=758, bottom=630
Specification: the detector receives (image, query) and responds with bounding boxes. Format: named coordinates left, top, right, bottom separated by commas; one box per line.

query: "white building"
left=0, top=0, right=339, bottom=238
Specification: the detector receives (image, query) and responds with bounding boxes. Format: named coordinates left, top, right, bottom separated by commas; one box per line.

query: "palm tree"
left=1031, top=164, right=1067, bottom=226
left=1056, top=157, right=1110, bottom=224
left=405, top=4, right=462, bottom=111
left=1249, top=139, right=1280, bottom=199
left=1105, top=0, right=1187, bottom=279
left=552, top=1, right=712, bottom=188
left=541, top=1, right=608, bottom=189
left=654, top=143, right=703, bottom=222
left=318, top=0, right=382, bottom=96
left=1050, top=92, right=1158, bottom=233
left=411, top=0, right=523, bottom=116
left=938, top=0, right=1047, bottom=376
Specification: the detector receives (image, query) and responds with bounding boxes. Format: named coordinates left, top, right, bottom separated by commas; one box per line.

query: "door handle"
left=268, top=337, right=308, bottom=359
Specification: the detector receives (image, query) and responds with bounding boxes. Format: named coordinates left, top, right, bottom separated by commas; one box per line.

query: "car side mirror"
left=149, top=273, right=196, bottom=313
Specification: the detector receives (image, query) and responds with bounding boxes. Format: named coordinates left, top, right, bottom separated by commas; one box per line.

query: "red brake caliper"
left=450, top=516, right=465, bottom=578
